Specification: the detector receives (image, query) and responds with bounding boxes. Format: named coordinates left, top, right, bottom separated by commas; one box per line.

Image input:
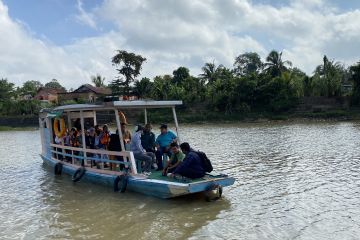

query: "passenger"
left=162, top=142, right=185, bottom=176
left=69, top=127, right=80, bottom=147
left=155, top=124, right=177, bottom=170
left=98, top=124, right=110, bottom=149
left=98, top=125, right=110, bottom=167
left=108, top=129, right=124, bottom=171
left=169, top=142, right=205, bottom=179
left=121, top=123, right=132, bottom=145
left=85, top=127, right=96, bottom=165
left=141, top=123, right=156, bottom=153
left=94, top=125, right=101, bottom=136
left=130, top=125, right=157, bottom=175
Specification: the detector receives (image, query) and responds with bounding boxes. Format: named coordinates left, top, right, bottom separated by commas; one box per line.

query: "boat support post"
left=172, top=106, right=180, bottom=143
left=80, top=110, right=87, bottom=166
left=114, top=109, right=138, bottom=174
left=144, top=108, right=148, bottom=124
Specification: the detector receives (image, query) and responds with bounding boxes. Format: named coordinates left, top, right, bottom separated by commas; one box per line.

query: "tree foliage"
left=18, top=80, right=43, bottom=97
left=111, top=50, right=146, bottom=95
left=234, top=52, right=263, bottom=76
left=91, top=74, right=106, bottom=87
left=44, top=79, right=65, bottom=91
left=0, top=78, right=15, bottom=101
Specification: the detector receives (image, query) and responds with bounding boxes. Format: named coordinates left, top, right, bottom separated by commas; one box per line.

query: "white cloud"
left=75, top=0, right=97, bottom=29
left=1, top=0, right=360, bottom=89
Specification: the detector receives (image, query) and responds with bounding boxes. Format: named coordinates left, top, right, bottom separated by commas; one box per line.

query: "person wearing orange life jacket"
left=99, top=124, right=111, bottom=149
left=98, top=124, right=111, bottom=167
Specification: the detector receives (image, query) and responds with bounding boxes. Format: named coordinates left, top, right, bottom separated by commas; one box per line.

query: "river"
left=0, top=122, right=359, bottom=239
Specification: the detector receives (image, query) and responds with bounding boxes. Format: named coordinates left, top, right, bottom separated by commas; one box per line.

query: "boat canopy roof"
left=49, top=100, right=183, bottom=112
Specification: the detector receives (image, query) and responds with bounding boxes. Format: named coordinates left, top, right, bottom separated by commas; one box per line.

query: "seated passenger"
left=169, top=142, right=205, bottom=179
left=141, top=123, right=156, bottom=153
left=121, top=123, right=132, bottom=145
left=130, top=125, right=157, bottom=175
left=162, top=142, right=185, bottom=176
left=155, top=124, right=177, bottom=170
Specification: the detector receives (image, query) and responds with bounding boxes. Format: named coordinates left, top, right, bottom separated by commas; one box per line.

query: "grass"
left=0, top=126, right=38, bottom=131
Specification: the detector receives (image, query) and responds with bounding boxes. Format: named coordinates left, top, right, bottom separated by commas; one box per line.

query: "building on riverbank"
left=58, top=84, right=112, bottom=103
left=34, top=87, right=66, bottom=104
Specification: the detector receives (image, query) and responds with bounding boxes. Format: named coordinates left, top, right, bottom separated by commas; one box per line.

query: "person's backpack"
left=196, top=151, right=213, bottom=173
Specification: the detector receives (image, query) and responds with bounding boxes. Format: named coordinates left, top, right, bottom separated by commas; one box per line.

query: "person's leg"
left=155, top=147, right=164, bottom=169
left=134, top=153, right=152, bottom=172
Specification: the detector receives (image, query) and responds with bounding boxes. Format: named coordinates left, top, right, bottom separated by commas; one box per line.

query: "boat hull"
left=41, top=155, right=235, bottom=199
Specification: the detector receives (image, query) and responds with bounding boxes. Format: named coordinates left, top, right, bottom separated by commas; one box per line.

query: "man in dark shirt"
left=169, top=142, right=205, bottom=179
left=141, top=123, right=156, bottom=152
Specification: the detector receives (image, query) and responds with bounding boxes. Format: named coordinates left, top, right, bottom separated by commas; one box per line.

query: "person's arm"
left=168, top=160, right=181, bottom=170
left=151, top=133, right=156, bottom=148
left=173, top=154, right=193, bottom=175
left=136, top=133, right=145, bottom=152
left=155, top=136, right=160, bottom=149
left=170, top=131, right=178, bottom=143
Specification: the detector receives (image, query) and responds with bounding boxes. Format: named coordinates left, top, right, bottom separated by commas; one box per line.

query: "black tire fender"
left=205, top=183, right=223, bottom=202
left=54, top=162, right=63, bottom=175
left=114, top=175, right=128, bottom=193
left=72, top=167, right=86, bottom=182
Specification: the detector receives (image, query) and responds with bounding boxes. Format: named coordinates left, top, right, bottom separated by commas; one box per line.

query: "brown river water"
left=0, top=122, right=360, bottom=239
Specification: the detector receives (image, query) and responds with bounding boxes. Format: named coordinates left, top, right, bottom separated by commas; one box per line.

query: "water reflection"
left=1, top=122, right=360, bottom=239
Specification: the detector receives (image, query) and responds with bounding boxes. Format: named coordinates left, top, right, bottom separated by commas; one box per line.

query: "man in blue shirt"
left=155, top=124, right=177, bottom=170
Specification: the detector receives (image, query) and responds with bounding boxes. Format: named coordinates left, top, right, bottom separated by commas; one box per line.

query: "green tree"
left=0, top=78, right=15, bottom=101
left=112, top=50, right=147, bottom=95
left=152, top=75, right=172, bottom=100
left=91, top=74, right=106, bottom=87
left=172, top=67, right=190, bottom=85
left=19, top=80, right=43, bottom=97
left=264, top=50, right=292, bottom=77
left=313, top=55, right=343, bottom=97
left=350, top=62, right=360, bottom=105
left=133, top=77, right=153, bottom=99
left=45, top=79, right=66, bottom=91
left=234, top=52, right=263, bottom=76
left=199, top=62, right=224, bottom=84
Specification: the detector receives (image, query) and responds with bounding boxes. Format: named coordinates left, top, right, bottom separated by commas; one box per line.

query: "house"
left=58, top=84, right=112, bottom=103
left=34, top=88, right=66, bottom=103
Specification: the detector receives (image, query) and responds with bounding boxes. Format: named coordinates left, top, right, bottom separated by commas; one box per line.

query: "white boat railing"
left=50, top=143, right=138, bottom=174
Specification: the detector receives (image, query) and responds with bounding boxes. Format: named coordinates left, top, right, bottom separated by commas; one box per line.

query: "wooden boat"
left=39, top=100, right=235, bottom=199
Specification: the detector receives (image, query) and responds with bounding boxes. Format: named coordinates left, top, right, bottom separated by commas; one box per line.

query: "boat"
left=39, top=100, right=235, bottom=199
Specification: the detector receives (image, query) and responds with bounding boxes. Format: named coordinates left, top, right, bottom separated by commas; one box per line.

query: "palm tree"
left=313, top=55, right=344, bottom=97
left=264, top=50, right=292, bottom=77
left=199, top=61, right=224, bottom=84
left=91, top=74, right=106, bottom=87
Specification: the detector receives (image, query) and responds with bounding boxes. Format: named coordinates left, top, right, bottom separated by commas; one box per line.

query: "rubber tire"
left=205, top=184, right=223, bottom=202
left=54, top=162, right=63, bottom=175
left=72, top=167, right=86, bottom=182
left=114, top=175, right=128, bottom=193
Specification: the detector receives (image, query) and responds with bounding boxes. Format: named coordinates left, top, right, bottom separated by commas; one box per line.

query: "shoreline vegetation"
left=1, top=49, right=360, bottom=129
left=2, top=108, right=360, bottom=131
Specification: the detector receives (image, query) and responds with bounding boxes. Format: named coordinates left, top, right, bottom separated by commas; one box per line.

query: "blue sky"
left=1, top=0, right=360, bottom=89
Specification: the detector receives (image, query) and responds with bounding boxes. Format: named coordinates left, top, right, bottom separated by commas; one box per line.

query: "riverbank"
left=1, top=109, right=360, bottom=130
left=0, top=126, right=38, bottom=131
left=144, top=108, right=360, bottom=124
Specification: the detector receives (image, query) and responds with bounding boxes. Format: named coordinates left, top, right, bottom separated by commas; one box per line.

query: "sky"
left=0, top=0, right=360, bottom=89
